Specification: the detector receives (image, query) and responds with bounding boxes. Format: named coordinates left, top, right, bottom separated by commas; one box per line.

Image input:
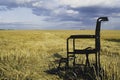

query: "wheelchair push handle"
left=97, top=17, right=109, bottom=22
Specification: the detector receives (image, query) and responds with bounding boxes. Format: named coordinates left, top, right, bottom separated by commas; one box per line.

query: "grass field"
left=0, top=30, right=119, bottom=80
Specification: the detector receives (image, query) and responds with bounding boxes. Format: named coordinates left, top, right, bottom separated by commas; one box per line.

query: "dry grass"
left=0, top=30, right=119, bottom=80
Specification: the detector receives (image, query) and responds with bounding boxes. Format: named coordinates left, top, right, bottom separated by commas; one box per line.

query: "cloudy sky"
left=0, top=0, right=120, bottom=30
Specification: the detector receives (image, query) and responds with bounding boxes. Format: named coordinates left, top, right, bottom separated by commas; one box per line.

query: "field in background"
left=0, top=30, right=119, bottom=80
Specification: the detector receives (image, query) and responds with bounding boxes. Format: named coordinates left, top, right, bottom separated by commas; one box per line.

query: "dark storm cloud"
left=0, top=0, right=18, bottom=9
left=73, top=6, right=120, bottom=16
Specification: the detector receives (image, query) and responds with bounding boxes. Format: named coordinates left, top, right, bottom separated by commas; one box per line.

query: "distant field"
left=0, top=30, right=120, bottom=80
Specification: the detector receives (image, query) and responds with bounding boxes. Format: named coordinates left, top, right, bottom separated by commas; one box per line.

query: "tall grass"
left=0, top=30, right=119, bottom=80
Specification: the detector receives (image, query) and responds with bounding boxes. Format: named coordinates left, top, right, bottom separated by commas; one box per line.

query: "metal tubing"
left=73, top=39, right=75, bottom=66
left=66, top=38, right=69, bottom=67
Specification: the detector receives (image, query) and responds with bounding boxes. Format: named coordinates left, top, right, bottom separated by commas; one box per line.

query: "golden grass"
left=0, top=30, right=119, bottom=80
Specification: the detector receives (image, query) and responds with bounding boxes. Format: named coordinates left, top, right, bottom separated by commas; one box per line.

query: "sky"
left=0, top=0, right=120, bottom=30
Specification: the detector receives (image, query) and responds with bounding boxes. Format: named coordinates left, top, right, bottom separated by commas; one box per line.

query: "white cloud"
left=59, top=0, right=120, bottom=8
left=53, top=8, right=79, bottom=16
left=117, top=13, right=120, bottom=16
left=15, top=0, right=33, bottom=4
left=32, top=1, right=43, bottom=7
left=66, top=10, right=79, bottom=15
left=53, top=8, right=65, bottom=15
left=111, top=13, right=120, bottom=17
left=32, top=0, right=60, bottom=10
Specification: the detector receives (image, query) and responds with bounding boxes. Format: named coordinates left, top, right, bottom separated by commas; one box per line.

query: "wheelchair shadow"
left=45, top=53, right=108, bottom=80
left=44, top=53, right=63, bottom=75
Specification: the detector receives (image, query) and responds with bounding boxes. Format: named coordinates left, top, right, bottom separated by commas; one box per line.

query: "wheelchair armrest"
left=68, top=35, right=95, bottom=39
